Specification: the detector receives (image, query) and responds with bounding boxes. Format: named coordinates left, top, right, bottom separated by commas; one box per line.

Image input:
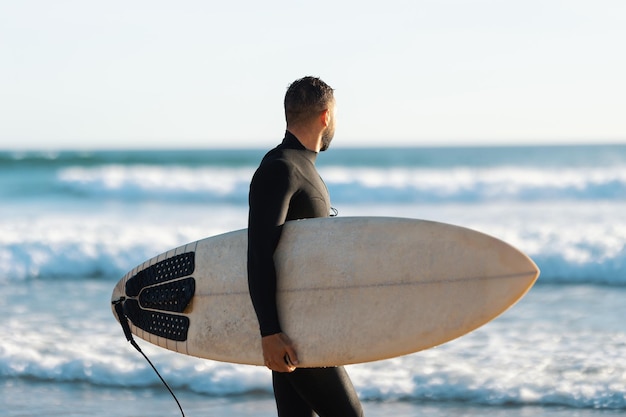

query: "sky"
left=1, top=0, right=625, bottom=150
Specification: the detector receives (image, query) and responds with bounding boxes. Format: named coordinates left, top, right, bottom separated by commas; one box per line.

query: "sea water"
left=1, top=144, right=625, bottom=416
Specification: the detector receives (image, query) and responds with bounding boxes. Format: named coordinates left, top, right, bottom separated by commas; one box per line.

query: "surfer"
left=247, top=76, right=364, bottom=417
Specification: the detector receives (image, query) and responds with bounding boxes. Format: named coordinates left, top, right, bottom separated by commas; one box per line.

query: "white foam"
left=1, top=200, right=625, bottom=284
left=58, top=165, right=255, bottom=202
left=0, top=207, right=248, bottom=281
left=2, top=283, right=624, bottom=409
left=53, top=164, right=626, bottom=204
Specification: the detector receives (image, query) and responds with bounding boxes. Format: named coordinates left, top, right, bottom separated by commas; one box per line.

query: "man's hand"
left=262, top=332, right=299, bottom=372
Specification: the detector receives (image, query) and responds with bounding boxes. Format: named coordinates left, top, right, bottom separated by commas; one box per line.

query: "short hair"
left=284, top=76, right=334, bottom=127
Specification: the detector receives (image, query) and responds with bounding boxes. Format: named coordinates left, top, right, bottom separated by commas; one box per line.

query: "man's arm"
left=247, top=160, right=299, bottom=371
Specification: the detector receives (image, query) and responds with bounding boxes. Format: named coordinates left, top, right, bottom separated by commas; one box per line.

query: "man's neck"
left=286, top=127, right=322, bottom=153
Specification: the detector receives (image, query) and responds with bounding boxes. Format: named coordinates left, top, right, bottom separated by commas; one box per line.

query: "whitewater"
left=1, top=144, right=625, bottom=416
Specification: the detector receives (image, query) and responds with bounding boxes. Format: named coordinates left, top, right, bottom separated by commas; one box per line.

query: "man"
left=247, top=76, right=363, bottom=417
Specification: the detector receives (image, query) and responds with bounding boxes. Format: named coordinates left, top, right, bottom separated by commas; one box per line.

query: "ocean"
left=1, top=144, right=625, bottom=416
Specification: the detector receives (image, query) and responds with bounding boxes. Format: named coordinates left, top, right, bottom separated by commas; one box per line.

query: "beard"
left=320, top=119, right=336, bottom=152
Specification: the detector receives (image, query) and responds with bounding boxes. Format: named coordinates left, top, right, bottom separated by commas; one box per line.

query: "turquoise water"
left=1, top=144, right=625, bottom=415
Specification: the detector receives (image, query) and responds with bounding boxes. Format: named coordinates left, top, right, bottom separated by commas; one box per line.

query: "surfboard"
left=111, top=217, right=539, bottom=367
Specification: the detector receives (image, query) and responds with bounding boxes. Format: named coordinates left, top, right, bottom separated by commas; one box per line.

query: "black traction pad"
left=124, top=299, right=190, bottom=342
left=126, top=252, right=195, bottom=297
left=139, top=277, right=195, bottom=313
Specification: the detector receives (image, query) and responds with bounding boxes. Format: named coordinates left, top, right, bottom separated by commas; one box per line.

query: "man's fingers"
left=284, top=345, right=299, bottom=366
left=262, top=333, right=298, bottom=372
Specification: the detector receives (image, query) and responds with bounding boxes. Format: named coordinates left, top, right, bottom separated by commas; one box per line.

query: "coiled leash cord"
left=112, top=298, right=186, bottom=417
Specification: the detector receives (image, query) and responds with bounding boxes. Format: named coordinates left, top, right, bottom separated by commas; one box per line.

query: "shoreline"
left=2, top=379, right=623, bottom=417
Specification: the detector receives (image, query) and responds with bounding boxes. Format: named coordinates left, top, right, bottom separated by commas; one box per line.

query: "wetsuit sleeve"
left=247, top=159, right=295, bottom=337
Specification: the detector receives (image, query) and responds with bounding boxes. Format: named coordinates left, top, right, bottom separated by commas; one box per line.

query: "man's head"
left=284, top=76, right=336, bottom=151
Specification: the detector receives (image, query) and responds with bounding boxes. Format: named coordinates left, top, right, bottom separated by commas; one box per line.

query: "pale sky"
left=1, top=0, right=625, bottom=150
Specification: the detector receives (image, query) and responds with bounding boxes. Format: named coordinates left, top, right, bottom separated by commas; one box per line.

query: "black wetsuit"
left=247, top=131, right=363, bottom=417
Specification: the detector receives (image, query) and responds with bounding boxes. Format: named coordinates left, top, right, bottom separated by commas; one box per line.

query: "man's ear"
left=320, top=108, right=330, bottom=127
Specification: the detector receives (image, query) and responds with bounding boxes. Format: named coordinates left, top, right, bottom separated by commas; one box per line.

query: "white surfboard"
left=111, top=217, right=539, bottom=367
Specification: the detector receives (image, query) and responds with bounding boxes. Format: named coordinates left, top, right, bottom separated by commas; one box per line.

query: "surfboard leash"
left=112, top=297, right=186, bottom=417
